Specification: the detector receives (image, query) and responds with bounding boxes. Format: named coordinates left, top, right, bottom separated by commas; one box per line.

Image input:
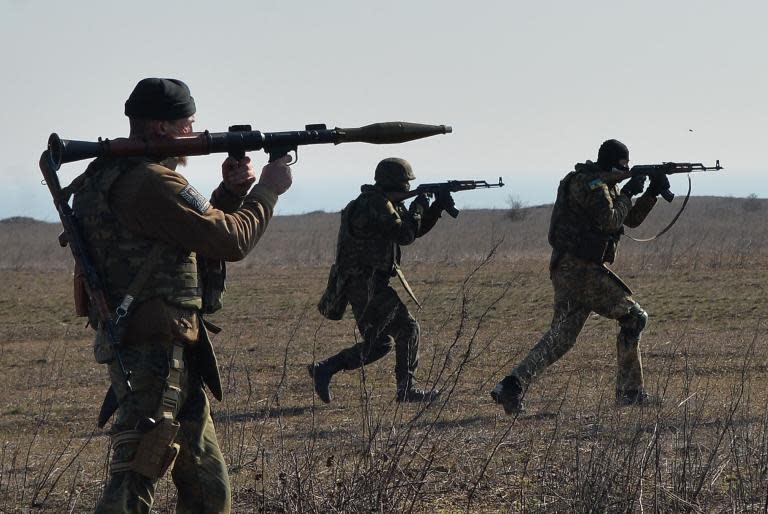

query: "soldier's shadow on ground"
left=213, top=405, right=311, bottom=422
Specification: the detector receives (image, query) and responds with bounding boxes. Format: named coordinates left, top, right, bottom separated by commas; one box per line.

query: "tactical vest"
left=335, top=190, right=401, bottom=275
left=71, top=157, right=203, bottom=315
left=548, top=168, right=623, bottom=265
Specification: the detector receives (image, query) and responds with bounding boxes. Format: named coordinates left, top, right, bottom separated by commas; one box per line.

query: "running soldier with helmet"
left=311, top=158, right=452, bottom=403
left=491, top=139, right=670, bottom=414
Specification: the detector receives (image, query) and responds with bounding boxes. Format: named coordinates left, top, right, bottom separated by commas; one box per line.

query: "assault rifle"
left=389, top=178, right=505, bottom=218
left=45, top=121, right=452, bottom=168
left=621, top=160, right=723, bottom=202
left=38, top=151, right=134, bottom=403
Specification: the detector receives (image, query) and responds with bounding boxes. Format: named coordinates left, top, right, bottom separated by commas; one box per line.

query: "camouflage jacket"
left=71, top=155, right=277, bottom=345
left=548, top=160, right=656, bottom=267
left=335, top=185, right=441, bottom=277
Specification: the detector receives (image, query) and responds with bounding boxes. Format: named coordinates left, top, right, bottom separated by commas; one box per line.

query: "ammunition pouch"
left=318, top=264, right=349, bottom=320
left=199, top=258, right=226, bottom=314
left=567, top=228, right=622, bottom=264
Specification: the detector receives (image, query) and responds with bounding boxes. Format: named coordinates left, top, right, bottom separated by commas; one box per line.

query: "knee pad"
left=619, top=305, right=648, bottom=339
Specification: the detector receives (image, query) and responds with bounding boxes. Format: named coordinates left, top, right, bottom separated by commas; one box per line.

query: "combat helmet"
left=374, top=157, right=415, bottom=192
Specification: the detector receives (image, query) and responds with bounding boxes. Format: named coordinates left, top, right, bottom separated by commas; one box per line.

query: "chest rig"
left=71, top=157, right=203, bottom=319
left=549, top=167, right=624, bottom=265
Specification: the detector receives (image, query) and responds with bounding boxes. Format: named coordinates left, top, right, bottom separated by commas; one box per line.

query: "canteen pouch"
left=131, top=418, right=181, bottom=479
left=318, top=264, right=348, bottom=320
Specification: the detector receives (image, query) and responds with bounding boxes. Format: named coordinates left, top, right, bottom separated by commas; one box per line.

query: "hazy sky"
left=1, top=0, right=765, bottom=220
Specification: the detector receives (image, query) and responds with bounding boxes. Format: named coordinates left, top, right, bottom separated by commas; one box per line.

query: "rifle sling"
left=626, top=174, right=691, bottom=243
left=114, top=244, right=166, bottom=320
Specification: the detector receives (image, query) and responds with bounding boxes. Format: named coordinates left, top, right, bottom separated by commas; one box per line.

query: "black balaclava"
left=596, top=139, right=629, bottom=171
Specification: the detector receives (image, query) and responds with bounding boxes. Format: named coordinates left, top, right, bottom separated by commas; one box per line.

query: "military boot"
left=490, top=375, right=525, bottom=414
left=308, top=355, right=344, bottom=404
left=616, top=390, right=662, bottom=407
left=396, top=380, right=440, bottom=403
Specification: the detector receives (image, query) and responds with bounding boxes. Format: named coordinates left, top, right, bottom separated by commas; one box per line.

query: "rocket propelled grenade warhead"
left=337, top=122, right=452, bottom=145
left=45, top=120, right=453, bottom=170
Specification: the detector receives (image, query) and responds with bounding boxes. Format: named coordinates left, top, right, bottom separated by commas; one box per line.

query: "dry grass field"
left=0, top=195, right=767, bottom=512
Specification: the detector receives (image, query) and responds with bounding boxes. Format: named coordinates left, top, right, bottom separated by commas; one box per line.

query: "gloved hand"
left=434, top=190, right=455, bottom=212
left=620, top=174, right=646, bottom=198
left=645, top=174, right=671, bottom=198
left=409, top=194, right=429, bottom=216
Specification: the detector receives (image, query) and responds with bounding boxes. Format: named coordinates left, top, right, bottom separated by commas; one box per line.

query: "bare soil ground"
left=0, top=198, right=767, bottom=512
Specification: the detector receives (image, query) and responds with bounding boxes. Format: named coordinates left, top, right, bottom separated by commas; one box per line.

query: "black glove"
left=409, top=194, right=429, bottom=216
left=434, top=190, right=455, bottom=212
left=645, top=174, right=671, bottom=198
left=620, top=174, right=646, bottom=198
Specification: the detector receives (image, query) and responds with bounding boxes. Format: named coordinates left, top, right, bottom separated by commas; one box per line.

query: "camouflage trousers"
left=511, top=254, right=647, bottom=398
left=95, top=339, right=230, bottom=514
left=335, top=272, right=420, bottom=386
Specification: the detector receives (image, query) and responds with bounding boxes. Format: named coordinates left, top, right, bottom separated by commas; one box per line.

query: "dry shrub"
left=742, top=194, right=763, bottom=213
left=506, top=195, right=530, bottom=223
left=1, top=196, right=767, bottom=512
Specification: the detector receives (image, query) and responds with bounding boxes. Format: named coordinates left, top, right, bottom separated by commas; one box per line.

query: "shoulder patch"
left=588, top=178, right=605, bottom=191
left=179, top=184, right=211, bottom=214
